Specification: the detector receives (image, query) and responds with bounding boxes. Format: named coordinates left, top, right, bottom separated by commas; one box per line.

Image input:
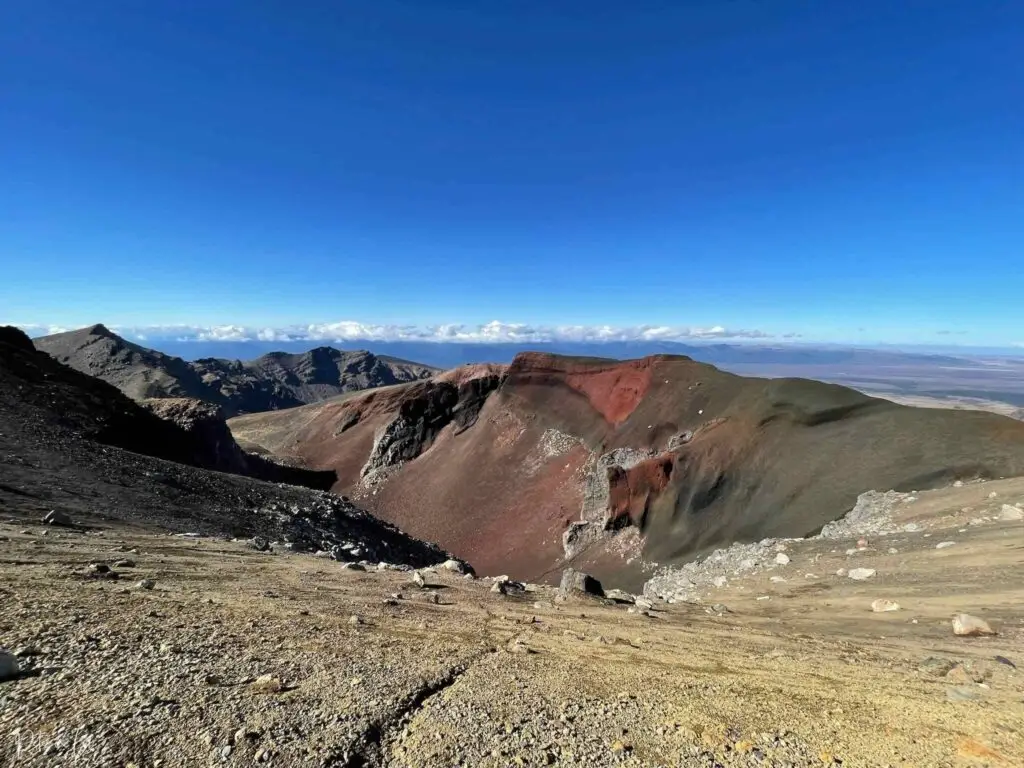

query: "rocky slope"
left=2, top=476, right=1022, bottom=766
left=0, top=326, right=451, bottom=566
left=230, top=352, right=1024, bottom=588
left=34, top=324, right=437, bottom=416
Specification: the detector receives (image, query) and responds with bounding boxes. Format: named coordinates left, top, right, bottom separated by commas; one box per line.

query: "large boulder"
left=558, top=568, right=604, bottom=598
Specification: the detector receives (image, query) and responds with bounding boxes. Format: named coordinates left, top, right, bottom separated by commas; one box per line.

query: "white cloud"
left=14, top=319, right=780, bottom=344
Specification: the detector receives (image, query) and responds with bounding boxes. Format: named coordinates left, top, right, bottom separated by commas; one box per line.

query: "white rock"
left=1000, top=505, right=1023, bottom=521
left=887, top=547, right=899, bottom=554
left=137, top=579, right=156, bottom=590
left=634, top=597, right=654, bottom=611
left=411, top=571, right=426, bottom=588
left=935, top=541, right=956, bottom=549
left=871, top=599, right=900, bottom=612
left=756, top=595, right=770, bottom=601
left=804, top=573, right=817, bottom=579
left=441, top=559, right=467, bottom=573
left=848, top=568, right=876, bottom=581
left=902, top=523, right=919, bottom=532
left=774, top=553, right=790, bottom=566
left=769, top=576, right=787, bottom=583
left=988, top=492, right=998, bottom=499
left=0, top=649, right=20, bottom=681
left=953, top=480, right=964, bottom=488
left=952, top=613, right=996, bottom=636
left=836, top=568, right=847, bottom=577
left=711, top=576, right=728, bottom=588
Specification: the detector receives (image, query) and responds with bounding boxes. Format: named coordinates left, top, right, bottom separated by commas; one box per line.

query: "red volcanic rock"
left=606, top=454, right=674, bottom=528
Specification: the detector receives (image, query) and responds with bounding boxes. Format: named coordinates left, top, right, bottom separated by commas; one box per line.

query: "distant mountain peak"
left=34, top=324, right=437, bottom=417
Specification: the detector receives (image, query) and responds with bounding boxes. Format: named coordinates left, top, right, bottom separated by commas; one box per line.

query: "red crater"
left=508, top=352, right=660, bottom=425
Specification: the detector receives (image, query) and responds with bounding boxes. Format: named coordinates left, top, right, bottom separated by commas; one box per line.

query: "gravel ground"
left=3, top=479, right=1023, bottom=767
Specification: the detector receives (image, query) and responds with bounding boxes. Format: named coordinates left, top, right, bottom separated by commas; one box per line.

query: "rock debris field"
left=2, top=477, right=1024, bottom=766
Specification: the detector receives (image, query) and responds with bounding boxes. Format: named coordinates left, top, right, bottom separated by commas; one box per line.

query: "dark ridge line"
left=339, top=651, right=487, bottom=767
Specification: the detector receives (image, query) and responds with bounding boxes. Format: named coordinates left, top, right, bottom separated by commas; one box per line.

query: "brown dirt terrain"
left=229, top=353, right=1024, bottom=588
left=2, top=477, right=1022, bottom=767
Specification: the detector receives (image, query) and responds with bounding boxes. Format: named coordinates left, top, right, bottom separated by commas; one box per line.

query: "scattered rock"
left=994, top=655, right=1016, bottom=669
left=871, top=599, right=900, bottom=612
left=774, top=553, right=790, bottom=565
left=341, top=562, right=366, bottom=571
left=711, top=575, right=728, bottom=588
left=137, top=579, right=156, bottom=590
left=558, top=568, right=604, bottom=598
left=42, top=510, right=72, bottom=527
left=935, top=541, right=956, bottom=549
left=114, top=559, right=136, bottom=568
left=348, top=615, right=363, bottom=626
left=491, top=581, right=507, bottom=595
left=411, top=571, right=426, bottom=589
left=952, top=613, right=996, bottom=637
left=634, top=597, right=654, bottom=611
left=248, top=536, right=270, bottom=552
left=848, top=568, right=875, bottom=581
left=90, top=563, right=111, bottom=574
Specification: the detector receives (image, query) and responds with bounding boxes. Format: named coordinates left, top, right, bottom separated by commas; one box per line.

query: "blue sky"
left=3, top=1, right=1023, bottom=346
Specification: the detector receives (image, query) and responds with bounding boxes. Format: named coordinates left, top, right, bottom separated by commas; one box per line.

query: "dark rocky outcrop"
left=0, top=326, right=454, bottom=568
left=141, top=398, right=336, bottom=490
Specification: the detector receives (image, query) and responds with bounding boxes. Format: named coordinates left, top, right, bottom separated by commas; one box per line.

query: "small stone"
left=848, top=568, right=875, bottom=581
left=248, top=536, right=270, bottom=552
left=774, top=553, right=790, bottom=565
left=221, top=745, right=233, bottom=758
left=341, top=562, right=365, bottom=571
left=348, top=615, right=363, bottom=626
left=137, top=579, right=156, bottom=590
left=712, top=575, right=728, bottom=588
left=769, top=576, right=787, bottom=583
left=994, top=655, right=1016, bottom=669
left=887, top=547, right=899, bottom=554
left=441, top=558, right=469, bottom=574
left=411, top=571, right=426, bottom=588
left=935, top=541, right=956, bottom=549
left=605, top=589, right=635, bottom=604
left=903, top=523, right=919, bottom=532
left=610, top=739, right=632, bottom=754
left=634, top=597, right=654, bottom=611
left=999, top=505, right=1023, bottom=521
left=491, top=581, right=507, bottom=595
left=835, top=568, right=846, bottom=577
left=710, top=603, right=730, bottom=614
left=0, top=649, right=20, bottom=681
left=856, top=538, right=868, bottom=549
left=952, top=613, right=996, bottom=636
left=988, top=491, right=998, bottom=499
left=250, top=675, right=284, bottom=693
left=946, top=686, right=982, bottom=702
left=871, top=599, right=900, bottom=612
left=42, top=510, right=72, bottom=526
left=953, top=480, right=964, bottom=487
left=919, top=657, right=955, bottom=676
left=113, top=559, right=136, bottom=568
left=90, top=563, right=111, bottom=574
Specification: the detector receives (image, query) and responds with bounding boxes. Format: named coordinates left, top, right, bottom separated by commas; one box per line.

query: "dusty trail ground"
left=2, top=479, right=1023, bottom=767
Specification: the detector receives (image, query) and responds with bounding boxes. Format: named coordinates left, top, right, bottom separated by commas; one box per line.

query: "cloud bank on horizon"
left=12, top=320, right=790, bottom=344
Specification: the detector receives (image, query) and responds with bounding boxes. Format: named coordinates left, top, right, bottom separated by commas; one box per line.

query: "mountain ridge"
left=34, top=325, right=438, bottom=417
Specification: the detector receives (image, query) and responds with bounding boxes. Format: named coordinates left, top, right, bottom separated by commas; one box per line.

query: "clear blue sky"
left=3, top=1, right=1023, bottom=346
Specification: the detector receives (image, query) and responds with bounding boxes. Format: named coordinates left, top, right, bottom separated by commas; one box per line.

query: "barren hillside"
left=230, top=352, right=1024, bottom=587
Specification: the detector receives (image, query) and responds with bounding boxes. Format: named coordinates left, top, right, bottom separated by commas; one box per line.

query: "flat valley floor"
left=2, top=478, right=1023, bottom=767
